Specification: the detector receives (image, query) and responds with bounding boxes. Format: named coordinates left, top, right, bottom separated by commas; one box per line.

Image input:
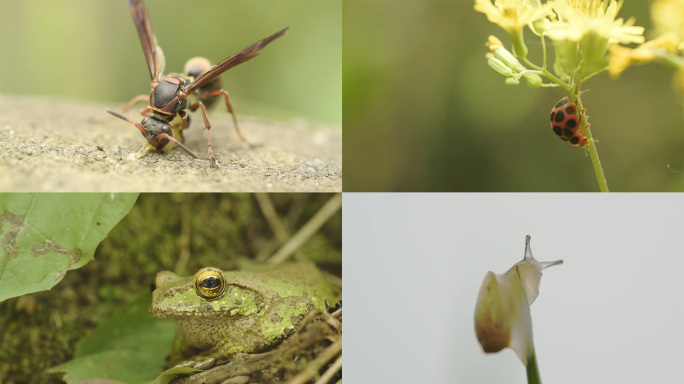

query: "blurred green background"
left=344, top=0, right=684, bottom=191
left=0, top=0, right=341, bottom=125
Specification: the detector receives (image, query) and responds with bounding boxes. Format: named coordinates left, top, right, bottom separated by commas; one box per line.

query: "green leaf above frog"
left=150, top=262, right=341, bottom=370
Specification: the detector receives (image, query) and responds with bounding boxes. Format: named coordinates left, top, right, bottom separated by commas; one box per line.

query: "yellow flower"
left=486, top=36, right=544, bottom=87
left=544, top=0, right=644, bottom=78
left=475, top=0, right=554, bottom=56
left=608, top=33, right=681, bottom=78
left=651, top=0, right=684, bottom=42
left=474, top=236, right=562, bottom=365
left=475, top=0, right=553, bottom=33
left=545, top=0, right=644, bottom=44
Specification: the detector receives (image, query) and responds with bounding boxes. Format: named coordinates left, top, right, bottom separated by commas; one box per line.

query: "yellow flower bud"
left=488, top=56, right=515, bottom=77
left=487, top=35, right=504, bottom=50
left=522, top=72, right=543, bottom=88
left=489, top=40, right=527, bottom=72
left=505, top=78, right=520, bottom=85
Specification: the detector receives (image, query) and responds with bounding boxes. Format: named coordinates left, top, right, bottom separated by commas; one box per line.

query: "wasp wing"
left=129, top=0, right=165, bottom=84
left=184, top=27, right=289, bottom=96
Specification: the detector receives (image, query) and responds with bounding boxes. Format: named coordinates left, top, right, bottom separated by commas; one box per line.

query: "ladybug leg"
left=577, top=107, right=590, bottom=133
left=580, top=108, right=589, bottom=121
left=582, top=138, right=598, bottom=156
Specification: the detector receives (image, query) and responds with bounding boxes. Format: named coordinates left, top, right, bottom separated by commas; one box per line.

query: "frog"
left=150, top=262, right=340, bottom=369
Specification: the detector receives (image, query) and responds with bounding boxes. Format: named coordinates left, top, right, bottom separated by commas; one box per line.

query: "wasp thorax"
left=153, top=78, right=182, bottom=110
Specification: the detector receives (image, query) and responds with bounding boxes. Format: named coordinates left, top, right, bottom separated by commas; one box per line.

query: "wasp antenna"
left=105, top=108, right=127, bottom=121
left=175, top=142, right=199, bottom=159
left=156, top=133, right=199, bottom=159
left=106, top=108, right=148, bottom=136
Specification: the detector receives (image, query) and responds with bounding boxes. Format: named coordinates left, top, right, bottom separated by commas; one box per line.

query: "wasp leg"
left=179, top=111, right=189, bottom=129
left=191, top=89, right=249, bottom=146
left=120, top=94, right=151, bottom=115
left=175, top=110, right=190, bottom=143
left=195, top=101, right=218, bottom=168
left=116, top=94, right=151, bottom=118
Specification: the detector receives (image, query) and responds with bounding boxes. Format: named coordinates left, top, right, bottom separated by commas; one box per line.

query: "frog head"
left=150, top=267, right=265, bottom=320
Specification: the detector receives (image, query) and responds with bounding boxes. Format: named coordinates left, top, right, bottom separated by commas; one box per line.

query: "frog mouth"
left=151, top=299, right=263, bottom=319
left=153, top=303, right=241, bottom=317
left=150, top=282, right=265, bottom=319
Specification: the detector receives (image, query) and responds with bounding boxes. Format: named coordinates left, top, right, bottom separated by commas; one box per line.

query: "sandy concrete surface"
left=0, top=94, right=341, bottom=192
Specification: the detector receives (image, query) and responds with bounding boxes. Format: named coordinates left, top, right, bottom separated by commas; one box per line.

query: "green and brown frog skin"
left=150, top=262, right=340, bottom=369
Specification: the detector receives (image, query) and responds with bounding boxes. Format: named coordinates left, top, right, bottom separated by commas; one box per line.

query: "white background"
left=343, top=193, right=684, bottom=383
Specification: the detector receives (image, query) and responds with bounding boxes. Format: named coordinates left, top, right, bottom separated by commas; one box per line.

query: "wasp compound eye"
left=194, top=267, right=226, bottom=300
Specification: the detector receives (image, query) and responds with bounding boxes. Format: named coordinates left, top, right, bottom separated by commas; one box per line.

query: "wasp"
left=107, top=0, right=288, bottom=167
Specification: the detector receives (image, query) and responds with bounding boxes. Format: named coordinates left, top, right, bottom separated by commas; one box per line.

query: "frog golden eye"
left=194, top=267, right=226, bottom=300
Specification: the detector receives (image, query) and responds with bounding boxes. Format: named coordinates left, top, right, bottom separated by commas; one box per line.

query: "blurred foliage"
left=343, top=0, right=684, bottom=191
left=50, top=294, right=177, bottom=384
left=0, top=193, right=341, bottom=384
left=0, top=194, right=137, bottom=302
left=0, top=0, right=341, bottom=125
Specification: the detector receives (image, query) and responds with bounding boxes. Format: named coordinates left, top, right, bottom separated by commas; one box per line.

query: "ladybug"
left=550, top=97, right=590, bottom=146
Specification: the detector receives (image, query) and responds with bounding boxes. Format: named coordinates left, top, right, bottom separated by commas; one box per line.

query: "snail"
left=474, top=235, right=562, bottom=365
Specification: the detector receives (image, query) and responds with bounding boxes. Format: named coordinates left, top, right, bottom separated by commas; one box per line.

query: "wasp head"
left=140, top=116, right=173, bottom=150
left=105, top=108, right=199, bottom=159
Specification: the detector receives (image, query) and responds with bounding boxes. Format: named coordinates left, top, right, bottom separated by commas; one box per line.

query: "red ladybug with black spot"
left=550, top=97, right=590, bottom=146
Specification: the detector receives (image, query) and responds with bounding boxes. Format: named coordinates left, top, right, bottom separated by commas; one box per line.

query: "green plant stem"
left=655, top=49, right=684, bottom=70
left=266, top=193, right=342, bottom=264
left=580, top=67, right=609, bottom=84
left=522, top=57, right=573, bottom=92
left=519, top=38, right=609, bottom=191
left=574, top=96, right=609, bottom=192
left=526, top=350, right=541, bottom=384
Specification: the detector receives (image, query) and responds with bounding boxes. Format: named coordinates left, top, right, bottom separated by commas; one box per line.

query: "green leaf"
left=150, top=367, right=202, bottom=384
left=0, top=193, right=138, bottom=302
left=50, top=293, right=177, bottom=384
